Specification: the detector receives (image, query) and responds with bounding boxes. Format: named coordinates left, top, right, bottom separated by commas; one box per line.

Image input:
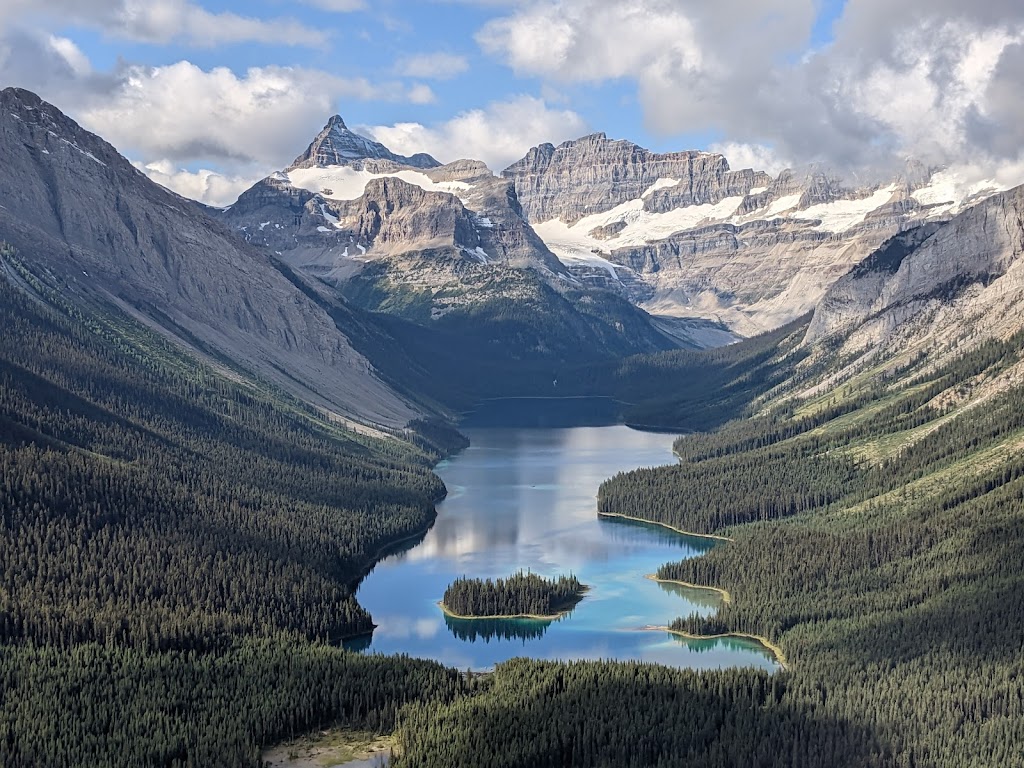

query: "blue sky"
left=56, top=0, right=846, bottom=153
left=3, top=0, right=1022, bottom=204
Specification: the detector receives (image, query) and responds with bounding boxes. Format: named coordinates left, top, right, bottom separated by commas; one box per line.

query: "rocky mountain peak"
left=0, top=89, right=422, bottom=427
left=288, top=115, right=440, bottom=171
left=502, top=132, right=752, bottom=225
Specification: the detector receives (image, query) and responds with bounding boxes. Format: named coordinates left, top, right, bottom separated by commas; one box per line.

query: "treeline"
left=442, top=572, right=585, bottom=618
left=601, top=328, right=1024, bottom=537
left=589, top=328, right=1024, bottom=766
left=0, top=638, right=468, bottom=768
left=393, top=659, right=882, bottom=768
left=0, top=255, right=447, bottom=651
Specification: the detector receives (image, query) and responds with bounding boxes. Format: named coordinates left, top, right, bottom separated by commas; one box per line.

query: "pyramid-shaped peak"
left=288, top=114, right=440, bottom=171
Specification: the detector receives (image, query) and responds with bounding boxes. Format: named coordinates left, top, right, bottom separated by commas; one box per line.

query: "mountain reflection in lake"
left=348, top=416, right=779, bottom=672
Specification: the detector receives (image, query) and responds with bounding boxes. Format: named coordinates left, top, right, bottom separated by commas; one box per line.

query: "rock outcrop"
left=503, top=133, right=771, bottom=225
left=503, top=134, right=1007, bottom=336
left=290, top=115, right=439, bottom=170
left=807, top=185, right=1024, bottom=351
left=0, top=87, right=420, bottom=427
left=220, top=119, right=694, bottom=352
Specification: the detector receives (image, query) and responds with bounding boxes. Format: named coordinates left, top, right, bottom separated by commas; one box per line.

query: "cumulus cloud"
left=79, top=61, right=389, bottom=168
left=476, top=0, right=1024, bottom=183
left=0, top=32, right=438, bottom=203
left=406, top=83, right=437, bottom=104
left=135, top=160, right=259, bottom=207
left=708, top=142, right=791, bottom=176
left=394, top=52, right=469, bottom=80
left=364, top=95, right=588, bottom=171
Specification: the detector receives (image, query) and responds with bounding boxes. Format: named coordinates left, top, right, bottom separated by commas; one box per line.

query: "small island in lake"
left=440, top=571, right=588, bottom=620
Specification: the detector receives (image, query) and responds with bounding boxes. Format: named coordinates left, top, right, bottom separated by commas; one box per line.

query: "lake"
left=347, top=410, right=779, bottom=672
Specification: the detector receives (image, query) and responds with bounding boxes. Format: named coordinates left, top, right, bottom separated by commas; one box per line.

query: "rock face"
left=0, top=88, right=421, bottom=428
left=220, top=119, right=695, bottom=353
left=290, top=115, right=439, bottom=170
left=503, top=134, right=1006, bottom=336
left=806, top=185, right=1024, bottom=357
left=503, top=133, right=772, bottom=225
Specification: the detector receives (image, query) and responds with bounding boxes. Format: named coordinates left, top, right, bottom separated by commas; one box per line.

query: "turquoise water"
left=348, top=423, right=779, bottom=672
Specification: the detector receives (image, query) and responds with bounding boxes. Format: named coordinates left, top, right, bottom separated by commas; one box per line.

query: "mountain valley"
left=2, top=84, right=1024, bottom=768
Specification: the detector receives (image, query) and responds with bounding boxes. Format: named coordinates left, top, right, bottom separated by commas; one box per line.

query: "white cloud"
left=47, top=35, right=91, bottom=77
left=364, top=95, right=588, bottom=171
left=0, top=0, right=328, bottom=48
left=406, top=83, right=437, bottom=104
left=299, top=0, right=367, bottom=11
left=475, top=0, right=1024, bottom=185
left=477, top=1, right=704, bottom=84
left=135, top=160, right=259, bottom=207
left=394, top=52, right=469, bottom=80
left=708, top=142, right=790, bottom=176
left=79, top=61, right=389, bottom=169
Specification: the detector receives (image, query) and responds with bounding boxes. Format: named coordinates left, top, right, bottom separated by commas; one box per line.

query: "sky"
left=1, top=0, right=1023, bottom=205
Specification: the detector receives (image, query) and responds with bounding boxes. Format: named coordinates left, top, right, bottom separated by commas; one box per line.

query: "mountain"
left=803, top=183, right=1024, bottom=385
left=220, top=119, right=720, bottom=364
left=503, top=133, right=1005, bottom=336
left=0, top=87, right=421, bottom=428
left=290, top=114, right=440, bottom=170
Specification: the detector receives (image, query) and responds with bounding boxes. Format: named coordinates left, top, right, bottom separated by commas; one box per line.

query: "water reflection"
left=444, top=615, right=553, bottom=643
left=348, top=420, right=780, bottom=673
left=654, top=580, right=726, bottom=612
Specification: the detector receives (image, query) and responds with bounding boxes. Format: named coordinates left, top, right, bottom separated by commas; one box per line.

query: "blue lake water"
left=348, top=422, right=779, bottom=672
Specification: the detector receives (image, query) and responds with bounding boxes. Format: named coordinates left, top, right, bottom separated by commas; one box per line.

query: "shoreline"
left=438, top=587, right=589, bottom=622
left=438, top=602, right=564, bottom=622
left=645, top=574, right=732, bottom=604
left=645, top=625, right=787, bottom=670
left=597, top=512, right=732, bottom=542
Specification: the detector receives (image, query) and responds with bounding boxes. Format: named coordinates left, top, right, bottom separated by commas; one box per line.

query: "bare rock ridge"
left=501, top=133, right=1007, bottom=336
left=224, top=116, right=568, bottom=277
left=289, top=115, right=439, bottom=170
left=0, top=87, right=420, bottom=428
left=221, top=117, right=692, bottom=351
left=806, top=185, right=1024, bottom=366
left=502, top=133, right=772, bottom=225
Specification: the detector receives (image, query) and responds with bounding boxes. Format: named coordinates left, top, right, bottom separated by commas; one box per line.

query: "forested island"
left=440, top=572, right=587, bottom=619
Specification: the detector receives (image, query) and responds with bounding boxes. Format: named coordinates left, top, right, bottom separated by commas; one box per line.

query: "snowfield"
left=287, top=166, right=473, bottom=202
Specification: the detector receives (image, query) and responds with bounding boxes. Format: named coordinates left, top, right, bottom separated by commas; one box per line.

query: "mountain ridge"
left=0, top=86, right=423, bottom=428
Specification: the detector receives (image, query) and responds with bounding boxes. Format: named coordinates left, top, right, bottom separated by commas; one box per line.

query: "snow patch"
left=474, top=215, right=494, bottom=228
left=762, top=194, right=802, bottom=218
left=287, top=166, right=473, bottom=202
left=316, top=226, right=332, bottom=233
left=748, top=186, right=768, bottom=195
left=641, top=178, right=680, bottom=198
left=535, top=195, right=745, bottom=261
left=560, top=252, right=622, bottom=281
left=317, top=203, right=345, bottom=229
left=791, top=185, right=897, bottom=232
left=258, top=221, right=271, bottom=231
left=50, top=133, right=106, bottom=166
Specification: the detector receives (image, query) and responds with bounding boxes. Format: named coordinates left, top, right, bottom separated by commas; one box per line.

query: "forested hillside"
left=587, top=327, right=1024, bottom=766
left=0, top=246, right=469, bottom=765
left=6, top=222, right=1024, bottom=767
